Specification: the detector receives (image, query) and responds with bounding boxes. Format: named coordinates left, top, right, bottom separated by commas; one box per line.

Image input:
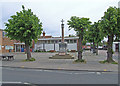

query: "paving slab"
left=2, top=50, right=118, bottom=72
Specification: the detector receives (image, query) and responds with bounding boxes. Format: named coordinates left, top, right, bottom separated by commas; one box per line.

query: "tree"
left=116, top=7, right=120, bottom=41
left=5, top=5, right=43, bottom=60
left=67, top=16, right=91, bottom=60
left=93, top=22, right=104, bottom=55
left=85, top=21, right=104, bottom=55
left=100, top=7, right=119, bottom=62
left=85, top=24, right=96, bottom=53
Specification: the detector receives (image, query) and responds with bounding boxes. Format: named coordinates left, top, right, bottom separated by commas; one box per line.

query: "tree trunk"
left=93, top=40, right=96, bottom=53
left=96, top=43, right=98, bottom=55
left=107, top=34, right=114, bottom=62
left=25, top=41, right=31, bottom=60
left=90, top=43, right=91, bottom=52
left=78, top=34, right=82, bottom=60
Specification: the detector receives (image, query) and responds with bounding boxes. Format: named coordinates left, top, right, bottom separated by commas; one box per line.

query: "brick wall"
left=2, top=37, right=14, bottom=53
left=0, top=30, right=2, bottom=54
left=0, top=29, right=15, bottom=54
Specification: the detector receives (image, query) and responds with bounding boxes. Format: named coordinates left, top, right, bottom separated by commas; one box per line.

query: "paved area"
left=1, top=50, right=118, bottom=72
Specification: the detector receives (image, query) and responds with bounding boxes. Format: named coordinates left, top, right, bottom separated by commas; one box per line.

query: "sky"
left=0, top=0, right=119, bottom=38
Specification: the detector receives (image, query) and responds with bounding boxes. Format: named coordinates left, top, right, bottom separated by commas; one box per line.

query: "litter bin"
left=21, top=48, right=24, bottom=52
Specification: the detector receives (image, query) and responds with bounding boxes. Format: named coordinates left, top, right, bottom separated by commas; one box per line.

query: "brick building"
left=0, top=29, right=25, bottom=54
left=0, top=29, right=14, bottom=54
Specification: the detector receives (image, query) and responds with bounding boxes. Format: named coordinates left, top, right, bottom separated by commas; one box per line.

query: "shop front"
left=14, top=43, right=25, bottom=52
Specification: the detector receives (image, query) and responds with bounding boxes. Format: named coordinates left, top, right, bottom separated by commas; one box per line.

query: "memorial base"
left=59, top=52, right=66, bottom=56
left=49, top=54, right=74, bottom=59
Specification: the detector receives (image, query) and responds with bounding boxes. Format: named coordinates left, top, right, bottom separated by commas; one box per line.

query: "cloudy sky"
left=0, top=0, right=119, bottom=37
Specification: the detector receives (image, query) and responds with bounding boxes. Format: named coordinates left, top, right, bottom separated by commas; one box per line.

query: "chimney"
left=43, top=31, right=45, bottom=37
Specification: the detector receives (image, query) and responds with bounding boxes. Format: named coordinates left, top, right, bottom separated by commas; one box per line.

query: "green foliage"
left=5, top=5, right=43, bottom=45
left=82, top=39, right=87, bottom=45
left=23, top=57, right=36, bottom=61
left=67, top=16, right=91, bottom=36
left=85, top=21, right=104, bottom=45
left=116, top=8, right=120, bottom=41
left=99, top=60, right=118, bottom=64
left=74, top=59, right=86, bottom=63
left=67, top=16, right=91, bottom=59
left=100, top=6, right=119, bottom=38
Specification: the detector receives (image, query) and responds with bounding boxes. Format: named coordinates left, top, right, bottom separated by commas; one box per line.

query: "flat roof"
left=14, top=43, right=25, bottom=45
left=38, top=37, right=79, bottom=40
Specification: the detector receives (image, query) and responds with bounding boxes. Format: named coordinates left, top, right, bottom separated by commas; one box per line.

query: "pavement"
left=1, top=50, right=119, bottom=72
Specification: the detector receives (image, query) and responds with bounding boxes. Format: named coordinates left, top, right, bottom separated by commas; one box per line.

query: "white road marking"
left=2, top=81, right=22, bottom=84
left=43, top=70, right=53, bottom=72
left=2, top=81, right=31, bottom=85
left=3, top=68, right=14, bottom=70
left=96, top=72, right=101, bottom=75
left=23, top=82, right=30, bottom=84
left=74, top=72, right=95, bottom=75
left=34, top=70, right=43, bottom=72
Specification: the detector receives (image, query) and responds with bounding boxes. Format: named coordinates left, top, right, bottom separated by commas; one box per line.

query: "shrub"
left=23, top=57, right=36, bottom=62
left=99, top=60, right=118, bottom=64
left=74, top=59, right=86, bottom=63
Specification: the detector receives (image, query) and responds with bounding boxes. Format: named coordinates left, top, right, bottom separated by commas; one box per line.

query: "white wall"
left=119, top=43, right=120, bottom=52
left=113, top=43, right=115, bottom=52
left=34, top=43, right=78, bottom=51
left=45, top=44, right=54, bottom=51
left=67, top=43, right=77, bottom=51
left=55, top=44, right=59, bottom=51
left=35, top=44, right=43, bottom=50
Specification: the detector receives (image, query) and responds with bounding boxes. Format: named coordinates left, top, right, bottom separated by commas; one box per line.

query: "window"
left=0, top=45, right=1, bottom=50
left=48, top=40, right=50, bottom=44
left=2, top=31, right=7, bottom=37
left=74, top=40, right=77, bottom=43
left=66, top=40, right=69, bottom=43
left=2, top=32, right=5, bottom=37
left=55, top=40, right=58, bottom=43
left=51, top=40, right=54, bottom=43
left=5, top=45, right=9, bottom=50
left=45, top=40, right=47, bottom=44
left=70, top=40, right=73, bottom=43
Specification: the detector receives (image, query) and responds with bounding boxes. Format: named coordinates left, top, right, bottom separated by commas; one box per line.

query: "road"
left=2, top=67, right=118, bottom=85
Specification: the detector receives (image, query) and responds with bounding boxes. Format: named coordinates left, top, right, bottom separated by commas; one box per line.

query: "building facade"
left=0, top=29, right=15, bottom=54
left=34, top=32, right=90, bottom=52
left=113, top=41, right=120, bottom=52
left=0, top=29, right=25, bottom=54
left=35, top=37, right=79, bottom=51
left=0, top=30, right=91, bottom=53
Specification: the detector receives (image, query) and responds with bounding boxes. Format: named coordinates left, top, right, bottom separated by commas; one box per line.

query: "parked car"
left=98, top=46, right=103, bottom=50
left=103, top=45, right=107, bottom=50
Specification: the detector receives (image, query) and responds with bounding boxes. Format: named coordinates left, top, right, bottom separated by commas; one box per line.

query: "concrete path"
left=1, top=50, right=118, bottom=72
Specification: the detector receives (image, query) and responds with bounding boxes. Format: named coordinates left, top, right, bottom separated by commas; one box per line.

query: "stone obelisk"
left=61, top=19, right=64, bottom=43
left=59, top=19, right=67, bottom=55
left=49, top=19, right=74, bottom=59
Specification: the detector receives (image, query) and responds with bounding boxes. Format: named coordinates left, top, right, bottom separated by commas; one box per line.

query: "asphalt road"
left=2, top=67, right=118, bottom=84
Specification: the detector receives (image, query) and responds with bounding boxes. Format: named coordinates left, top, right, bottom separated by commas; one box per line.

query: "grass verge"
left=22, top=58, right=36, bottom=62
left=73, top=59, right=86, bottom=63
left=99, top=60, right=118, bottom=64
